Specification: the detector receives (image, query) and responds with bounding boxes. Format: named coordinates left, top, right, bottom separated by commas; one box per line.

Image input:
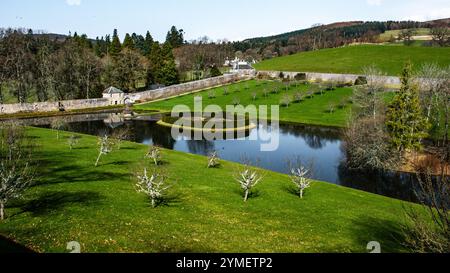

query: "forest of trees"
left=0, top=26, right=184, bottom=103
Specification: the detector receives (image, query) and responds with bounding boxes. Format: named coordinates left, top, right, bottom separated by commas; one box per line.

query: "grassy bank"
left=135, top=80, right=354, bottom=127
left=253, top=45, right=450, bottom=76
left=0, top=127, right=420, bottom=253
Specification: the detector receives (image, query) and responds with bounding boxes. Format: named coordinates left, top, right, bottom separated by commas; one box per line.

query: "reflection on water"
left=17, top=112, right=421, bottom=202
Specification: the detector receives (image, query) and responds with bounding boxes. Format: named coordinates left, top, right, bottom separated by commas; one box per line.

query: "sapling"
left=207, top=151, right=220, bottom=168
left=251, top=91, right=258, bottom=101
left=232, top=97, right=241, bottom=106
left=135, top=168, right=171, bottom=208
left=290, top=166, right=312, bottom=199
left=235, top=166, right=263, bottom=202
left=328, top=103, right=336, bottom=113
left=208, top=90, right=216, bottom=99
left=95, top=134, right=112, bottom=167
left=223, top=87, right=229, bottom=96
left=146, top=146, right=162, bottom=165
left=67, top=134, right=80, bottom=150
left=305, top=91, right=314, bottom=99
left=280, top=94, right=292, bottom=108
left=51, top=119, right=67, bottom=140
left=293, top=92, right=303, bottom=103
left=262, top=88, right=269, bottom=98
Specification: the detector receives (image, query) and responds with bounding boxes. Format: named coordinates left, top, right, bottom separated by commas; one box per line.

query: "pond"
left=17, top=111, right=419, bottom=203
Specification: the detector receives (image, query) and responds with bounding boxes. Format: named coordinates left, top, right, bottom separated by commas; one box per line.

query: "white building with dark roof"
left=102, top=87, right=125, bottom=105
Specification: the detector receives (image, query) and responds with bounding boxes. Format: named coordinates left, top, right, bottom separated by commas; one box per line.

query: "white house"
left=103, top=86, right=125, bottom=105
left=225, top=57, right=255, bottom=74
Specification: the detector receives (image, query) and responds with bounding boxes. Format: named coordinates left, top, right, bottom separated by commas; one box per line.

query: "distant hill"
left=243, top=18, right=450, bottom=46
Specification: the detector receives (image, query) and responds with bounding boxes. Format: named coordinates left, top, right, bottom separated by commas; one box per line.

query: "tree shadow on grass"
left=231, top=188, right=262, bottom=201
left=348, top=215, right=408, bottom=253
left=31, top=161, right=131, bottom=187
left=12, top=191, right=104, bottom=217
left=146, top=193, right=184, bottom=208
left=0, top=235, right=34, bottom=253
left=102, top=160, right=131, bottom=166
left=281, top=185, right=312, bottom=199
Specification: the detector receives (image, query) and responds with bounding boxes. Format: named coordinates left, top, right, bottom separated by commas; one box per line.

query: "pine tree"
left=110, top=29, right=122, bottom=57
left=161, top=42, right=179, bottom=85
left=122, top=33, right=135, bottom=49
left=148, top=42, right=163, bottom=84
left=165, top=26, right=184, bottom=48
left=386, top=62, right=430, bottom=152
left=144, top=31, right=154, bottom=56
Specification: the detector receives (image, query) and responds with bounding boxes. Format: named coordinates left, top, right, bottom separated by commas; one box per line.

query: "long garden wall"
left=0, top=73, right=252, bottom=115
left=127, top=73, right=250, bottom=102
left=257, top=70, right=401, bottom=87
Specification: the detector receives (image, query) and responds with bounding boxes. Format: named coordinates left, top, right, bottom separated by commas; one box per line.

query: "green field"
left=135, top=80, right=354, bottom=127
left=379, top=28, right=431, bottom=42
left=253, top=45, right=450, bottom=76
left=0, top=127, right=420, bottom=253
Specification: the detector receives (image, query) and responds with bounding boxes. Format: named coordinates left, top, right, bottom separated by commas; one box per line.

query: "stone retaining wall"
left=257, top=70, right=401, bottom=87
left=128, top=73, right=249, bottom=103
left=0, top=73, right=251, bottom=115
left=0, top=98, right=111, bottom=115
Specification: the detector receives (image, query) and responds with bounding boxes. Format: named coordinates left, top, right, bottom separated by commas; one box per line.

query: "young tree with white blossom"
left=290, top=166, right=312, bottom=199
left=95, top=133, right=112, bottom=167
left=207, top=151, right=220, bottom=168
left=234, top=165, right=263, bottom=202
left=135, top=168, right=171, bottom=208
left=146, top=146, right=162, bottom=165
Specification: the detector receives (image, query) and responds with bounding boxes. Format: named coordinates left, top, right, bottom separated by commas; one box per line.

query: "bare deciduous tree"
left=50, top=119, right=67, bottom=140
left=403, top=165, right=449, bottom=253
left=0, top=123, right=34, bottom=220
left=416, top=63, right=447, bottom=124
left=234, top=163, right=263, bottom=202
left=95, top=134, right=112, bottom=167
left=344, top=116, right=399, bottom=171
left=353, top=65, right=386, bottom=120
left=67, top=134, right=80, bottom=150
left=290, top=166, right=312, bottom=199
left=207, top=151, right=220, bottom=168
left=146, top=146, right=162, bottom=166
left=135, top=168, right=171, bottom=208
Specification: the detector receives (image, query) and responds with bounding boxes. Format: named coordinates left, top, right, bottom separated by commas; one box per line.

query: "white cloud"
left=367, top=0, right=383, bottom=6
left=66, top=0, right=81, bottom=6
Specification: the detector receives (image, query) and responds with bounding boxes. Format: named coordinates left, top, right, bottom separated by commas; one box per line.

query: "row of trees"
left=0, top=27, right=182, bottom=103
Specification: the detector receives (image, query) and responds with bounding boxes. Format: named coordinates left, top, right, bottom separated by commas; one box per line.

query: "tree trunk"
left=244, top=190, right=249, bottom=202
left=95, top=152, right=102, bottom=167
left=151, top=198, right=156, bottom=208
left=0, top=202, right=4, bottom=220
left=300, top=189, right=304, bottom=199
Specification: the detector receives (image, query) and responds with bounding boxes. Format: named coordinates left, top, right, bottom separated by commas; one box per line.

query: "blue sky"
left=1, top=0, right=450, bottom=41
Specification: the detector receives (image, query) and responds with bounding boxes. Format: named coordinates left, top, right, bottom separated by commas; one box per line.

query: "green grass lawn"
left=135, top=80, right=354, bottom=127
left=253, top=44, right=450, bottom=76
left=0, top=127, right=420, bottom=253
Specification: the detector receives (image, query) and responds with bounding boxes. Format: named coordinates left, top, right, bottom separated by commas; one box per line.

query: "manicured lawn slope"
left=253, top=45, right=450, bottom=76
left=135, top=80, right=354, bottom=127
left=0, top=127, right=418, bottom=253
